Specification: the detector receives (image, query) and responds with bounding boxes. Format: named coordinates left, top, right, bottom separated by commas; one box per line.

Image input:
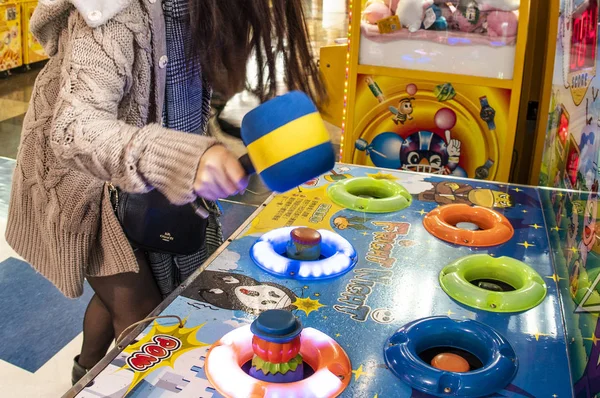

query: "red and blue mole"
left=249, top=310, right=304, bottom=383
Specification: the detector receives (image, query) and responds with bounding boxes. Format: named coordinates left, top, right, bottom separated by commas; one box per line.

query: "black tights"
left=77, top=250, right=162, bottom=370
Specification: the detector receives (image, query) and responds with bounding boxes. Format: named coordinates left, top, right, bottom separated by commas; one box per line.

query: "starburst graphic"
left=367, top=172, right=398, bottom=180
left=552, top=226, right=562, bottom=232
left=121, top=321, right=208, bottom=394
left=293, top=296, right=325, bottom=316
left=530, top=224, right=542, bottom=229
left=513, top=188, right=522, bottom=192
left=522, top=209, right=528, bottom=213
left=529, top=329, right=550, bottom=341
left=546, top=274, right=565, bottom=283
left=352, top=364, right=372, bottom=381
left=584, top=334, right=600, bottom=346
left=518, top=241, right=535, bottom=249
left=569, top=246, right=579, bottom=254
left=417, top=209, right=427, bottom=216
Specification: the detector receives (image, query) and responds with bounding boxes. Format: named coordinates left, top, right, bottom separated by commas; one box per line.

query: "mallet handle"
left=239, top=154, right=255, bottom=175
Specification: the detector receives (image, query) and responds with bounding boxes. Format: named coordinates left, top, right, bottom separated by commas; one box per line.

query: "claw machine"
left=0, top=0, right=22, bottom=72
left=20, top=0, right=47, bottom=67
left=341, top=0, right=531, bottom=182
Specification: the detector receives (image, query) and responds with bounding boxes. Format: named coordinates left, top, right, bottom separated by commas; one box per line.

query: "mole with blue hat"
left=249, top=309, right=305, bottom=383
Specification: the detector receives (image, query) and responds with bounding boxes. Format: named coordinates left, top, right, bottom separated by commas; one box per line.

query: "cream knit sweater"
left=6, top=0, right=218, bottom=298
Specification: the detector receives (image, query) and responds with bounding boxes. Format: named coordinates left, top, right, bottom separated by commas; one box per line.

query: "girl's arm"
left=50, top=8, right=217, bottom=205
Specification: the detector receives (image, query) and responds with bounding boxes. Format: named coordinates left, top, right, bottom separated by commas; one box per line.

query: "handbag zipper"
left=107, top=182, right=119, bottom=212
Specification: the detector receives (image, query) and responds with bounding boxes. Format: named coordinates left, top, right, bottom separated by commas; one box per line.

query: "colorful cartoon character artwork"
left=569, top=259, right=581, bottom=299
left=566, top=203, right=580, bottom=268
left=324, top=168, right=353, bottom=182
left=579, top=194, right=597, bottom=268
left=356, top=130, right=465, bottom=176
left=577, top=127, right=599, bottom=191
left=434, top=83, right=456, bottom=102
left=417, top=181, right=513, bottom=208
left=182, top=271, right=298, bottom=315
left=390, top=97, right=415, bottom=125
left=574, top=318, right=600, bottom=396
left=333, top=215, right=372, bottom=231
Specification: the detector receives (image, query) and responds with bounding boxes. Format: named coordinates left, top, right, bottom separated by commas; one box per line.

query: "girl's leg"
left=81, top=251, right=162, bottom=367
left=77, top=294, right=115, bottom=370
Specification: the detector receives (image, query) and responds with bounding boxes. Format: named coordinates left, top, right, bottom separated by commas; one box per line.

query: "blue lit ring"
left=250, top=227, right=357, bottom=280
left=384, top=316, right=518, bottom=397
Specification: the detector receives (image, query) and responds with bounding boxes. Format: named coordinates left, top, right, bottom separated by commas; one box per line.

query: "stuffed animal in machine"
left=423, top=4, right=449, bottom=30
left=363, top=0, right=402, bottom=24
left=396, top=0, right=451, bottom=32
left=364, top=0, right=392, bottom=24
left=477, top=0, right=519, bottom=11
left=396, top=0, right=434, bottom=32
left=486, top=10, right=518, bottom=37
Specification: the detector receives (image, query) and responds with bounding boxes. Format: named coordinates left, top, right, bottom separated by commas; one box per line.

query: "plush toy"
left=423, top=4, right=449, bottom=30
left=364, top=0, right=393, bottom=24
left=453, top=0, right=486, bottom=32
left=396, top=0, right=434, bottom=32
left=478, top=0, right=519, bottom=11
left=486, top=10, right=518, bottom=37
left=364, top=0, right=404, bottom=24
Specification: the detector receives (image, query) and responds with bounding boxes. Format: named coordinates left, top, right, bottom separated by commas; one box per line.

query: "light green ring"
left=327, top=177, right=412, bottom=213
left=439, top=254, right=547, bottom=313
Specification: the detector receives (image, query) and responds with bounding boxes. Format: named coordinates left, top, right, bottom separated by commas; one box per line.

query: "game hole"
left=464, top=267, right=525, bottom=292
left=327, top=177, right=412, bottom=213
left=346, top=185, right=395, bottom=199
left=444, top=213, right=496, bottom=231
left=455, top=222, right=480, bottom=231
left=470, top=278, right=516, bottom=292
left=418, top=347, right=484, bottom=372
left=439, top=254, right=547, bottom=313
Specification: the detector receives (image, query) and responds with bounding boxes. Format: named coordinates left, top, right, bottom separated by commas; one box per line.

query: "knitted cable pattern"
left=6, top=1, right=217, bottom=298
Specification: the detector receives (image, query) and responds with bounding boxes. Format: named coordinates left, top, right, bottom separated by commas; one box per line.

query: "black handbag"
left=108, top=184, right=208, bottom=255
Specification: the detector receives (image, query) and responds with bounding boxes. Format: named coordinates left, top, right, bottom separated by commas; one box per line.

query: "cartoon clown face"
left=399, top=131, right=461, bottom=175
left=467, top=189, right=512, bottom=208
left=582, top=196, right=597, bottom=250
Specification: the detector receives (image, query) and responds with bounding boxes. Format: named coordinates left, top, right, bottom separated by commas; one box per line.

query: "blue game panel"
left=75, top=165, right=572, bottom=398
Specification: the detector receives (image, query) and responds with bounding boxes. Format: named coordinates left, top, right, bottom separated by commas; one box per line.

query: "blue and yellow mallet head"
left=240, top=91, right=335, bottom=193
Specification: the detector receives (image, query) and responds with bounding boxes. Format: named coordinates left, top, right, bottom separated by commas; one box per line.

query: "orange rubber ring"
left=204, top=326, right=352, bottom=398
left=423, top=204, right=514, bottom=247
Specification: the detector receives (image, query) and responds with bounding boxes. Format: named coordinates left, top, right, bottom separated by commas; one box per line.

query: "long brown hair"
left=189, top=0, right=327, bottom=107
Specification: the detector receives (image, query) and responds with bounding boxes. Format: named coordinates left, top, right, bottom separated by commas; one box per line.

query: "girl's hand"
left=194, top=145, right=248, bottom=200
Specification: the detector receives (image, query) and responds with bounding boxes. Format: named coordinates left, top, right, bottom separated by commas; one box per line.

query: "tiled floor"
left=0, top=1, right=347, bottom=396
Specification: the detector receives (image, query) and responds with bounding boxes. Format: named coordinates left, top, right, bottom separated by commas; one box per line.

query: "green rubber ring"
left=439, top=254, right=547, bottom=313
left=327, top=177, right=412, bottom=213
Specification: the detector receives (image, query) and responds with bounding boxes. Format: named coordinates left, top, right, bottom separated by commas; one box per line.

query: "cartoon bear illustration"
left=182, top=270, right=298, bottom=315
left=418, top=182, right=513, bottom=208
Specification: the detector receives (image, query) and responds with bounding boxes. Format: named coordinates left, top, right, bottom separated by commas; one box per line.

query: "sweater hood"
left=33, top=0, right=133, bottom=56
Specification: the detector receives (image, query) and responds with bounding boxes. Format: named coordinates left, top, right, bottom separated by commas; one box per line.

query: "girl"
left=8, top=0, right=324, bottom=384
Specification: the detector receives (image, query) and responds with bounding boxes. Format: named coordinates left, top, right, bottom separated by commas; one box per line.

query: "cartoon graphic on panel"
left=183, top=271, right=298, bottom=315
left=417, top=181, right=513, bottom=208
left=351, top=75, right=511, bottom=180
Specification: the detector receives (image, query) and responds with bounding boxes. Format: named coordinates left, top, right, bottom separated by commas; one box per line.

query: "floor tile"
left=0, top=257, right=94, bottom=372
left=0, top=98, right=29, bottom=122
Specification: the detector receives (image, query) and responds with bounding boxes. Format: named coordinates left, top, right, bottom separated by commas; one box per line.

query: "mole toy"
left=249, top=310, right=305, bottom=383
